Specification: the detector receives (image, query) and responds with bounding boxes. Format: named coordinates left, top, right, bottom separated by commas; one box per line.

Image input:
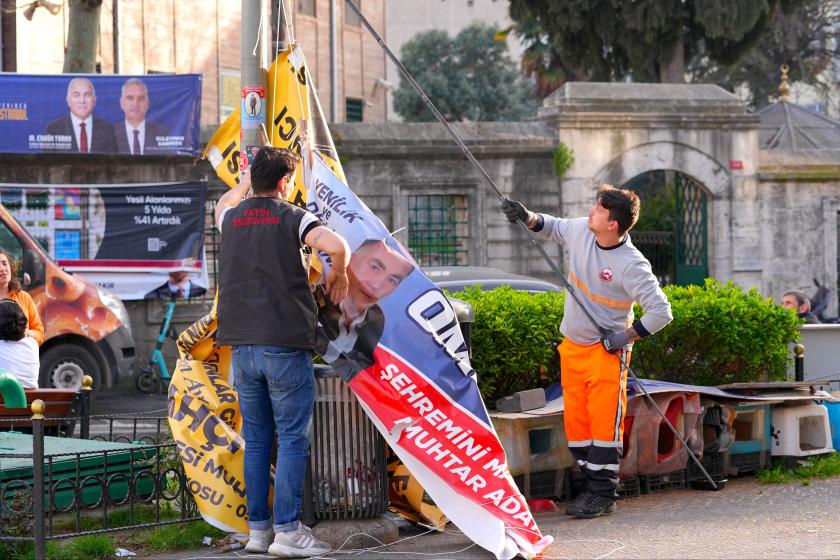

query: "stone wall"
left=331, top=121, right=562, bottom=275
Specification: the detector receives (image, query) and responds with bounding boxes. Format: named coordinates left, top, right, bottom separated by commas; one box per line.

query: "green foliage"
left=757, top=453, right=840, bottom=484
left=138, top=520, right=226, bottom=552
left=450, top=286, right=564, bottom=404
left=632, top=279, right=802, bottom=385
left=551, top=143, right=575, bottom=177
left=690, top=0, right=840, bottom=110
left=2, top=537, right=114, bottom=560
left=455, top=279, right=801, bottom=403
left=393, top=23, right=538, bottom=122
left=624, top=171, right=677, bottom=232
left=509, top=0, right=808, bottom=94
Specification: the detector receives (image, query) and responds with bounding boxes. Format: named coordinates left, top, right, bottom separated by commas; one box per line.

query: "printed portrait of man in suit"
left=44, top=77, right=118, bottom=153
left=116, top=78, right=172, bottom=155
left=315, top=238, right=415, bottom=382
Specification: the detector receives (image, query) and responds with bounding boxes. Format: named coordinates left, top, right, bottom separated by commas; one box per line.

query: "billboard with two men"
left=0, top=74, right=202, bottom=155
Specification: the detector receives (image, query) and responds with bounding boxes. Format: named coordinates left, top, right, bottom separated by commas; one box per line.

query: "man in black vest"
left=215, top=147, right=350, bottom=557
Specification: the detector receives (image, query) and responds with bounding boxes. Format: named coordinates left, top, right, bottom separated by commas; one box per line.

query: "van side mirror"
left=22, top=249, right=44, bottom=287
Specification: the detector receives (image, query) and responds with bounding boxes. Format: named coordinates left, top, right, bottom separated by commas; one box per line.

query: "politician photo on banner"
left=44, top=77, right=117, bottom=153
left=315, top=238, right=415, bottom=383
left=115, top=78, right=172, bottom=155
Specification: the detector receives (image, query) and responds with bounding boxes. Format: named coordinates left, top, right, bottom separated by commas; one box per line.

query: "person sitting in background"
left=0, top=249, right=44, bottom=344
left=781, top=290, right=821, bottom=324
left=0, top=299, right=39, bottom=388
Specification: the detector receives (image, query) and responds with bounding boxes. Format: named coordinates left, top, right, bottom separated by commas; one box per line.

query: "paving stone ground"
left=141, top=476, right=840, bottom=560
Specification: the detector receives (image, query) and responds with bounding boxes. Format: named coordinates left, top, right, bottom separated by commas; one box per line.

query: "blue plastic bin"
left=825, top=401, right=840, bottom=451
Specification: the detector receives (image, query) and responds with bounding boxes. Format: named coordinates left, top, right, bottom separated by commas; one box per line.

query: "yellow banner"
left=202, top=106, right=242, bottom=188
left=266, top=48, right=310, bottom=206
left=167, top=302, right=246, bottom=533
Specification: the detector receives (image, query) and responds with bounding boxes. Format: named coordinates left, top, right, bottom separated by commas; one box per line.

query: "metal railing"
left=0, top=390, right=198, bottom=560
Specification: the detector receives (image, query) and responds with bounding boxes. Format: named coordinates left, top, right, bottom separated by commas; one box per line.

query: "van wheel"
left=40, top=345, right=102, bottom=394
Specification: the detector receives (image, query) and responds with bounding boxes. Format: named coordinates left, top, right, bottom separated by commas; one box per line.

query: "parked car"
left=0, top=203, right=135, bottom=392
left=424, top=266, right=561, bottom=294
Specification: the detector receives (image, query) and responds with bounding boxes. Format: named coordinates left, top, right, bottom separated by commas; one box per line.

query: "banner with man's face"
left=0, top=74, right=201, bottom=155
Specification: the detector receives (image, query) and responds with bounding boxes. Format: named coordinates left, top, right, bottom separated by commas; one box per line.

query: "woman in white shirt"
left=0, top=299, right=39, bottom=388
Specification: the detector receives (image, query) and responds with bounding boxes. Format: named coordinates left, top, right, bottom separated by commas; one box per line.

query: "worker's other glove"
left=501, top=198, right=534, bottom=225
left=600, top=330, right=630, bottom=354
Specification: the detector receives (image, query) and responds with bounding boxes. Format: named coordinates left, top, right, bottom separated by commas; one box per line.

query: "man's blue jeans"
left=232, top=344, right=314, bottom=532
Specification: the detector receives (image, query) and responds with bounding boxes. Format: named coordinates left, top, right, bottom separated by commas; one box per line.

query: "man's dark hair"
left=0, top=299, right=27, bottom=341
left=250, top=147, right=301, bottom=195
left=784, top=290, right=810, bottom=309
left=597, top=184, right=640, bottom=236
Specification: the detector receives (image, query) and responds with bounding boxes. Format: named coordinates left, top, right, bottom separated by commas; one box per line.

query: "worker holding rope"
left=503, top=185, right=673, bottom=519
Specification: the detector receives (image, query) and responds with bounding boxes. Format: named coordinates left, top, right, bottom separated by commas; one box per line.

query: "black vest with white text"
left=217, top=197, right=317, bottom=349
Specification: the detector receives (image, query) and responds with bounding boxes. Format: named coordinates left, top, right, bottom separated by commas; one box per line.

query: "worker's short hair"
left=784, top=290, right=810, bottom=309
left=596, top=184, right=640, bottom=236
left=250, top=147, right=301, bottom=194
left=0, top=299, right=27, bottom=342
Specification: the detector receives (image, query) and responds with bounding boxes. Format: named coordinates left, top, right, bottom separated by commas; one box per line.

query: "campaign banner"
left=308, top=156, right=551, bottom=559
left=0, top=74, right=201, bottom=155
left=175, top=44, right=550, bottom=560
left=0, top=182, right=207, bottom=299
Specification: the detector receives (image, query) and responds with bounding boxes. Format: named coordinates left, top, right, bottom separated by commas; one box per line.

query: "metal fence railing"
left=0, top=390, right=198, bottom=560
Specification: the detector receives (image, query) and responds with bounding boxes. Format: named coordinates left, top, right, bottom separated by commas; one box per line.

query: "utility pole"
left=112, top=0, right=120, bottom=73
left=275, top=0, right=288, bottom=52
left=329, top=0, right=338, bottom=122
left=240, top=0, right=267, bottom=168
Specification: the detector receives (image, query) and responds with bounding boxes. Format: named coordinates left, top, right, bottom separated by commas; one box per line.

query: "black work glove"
left=601, top=330, right=630, bottom=354
left=501, top=198, right=533, bottom=224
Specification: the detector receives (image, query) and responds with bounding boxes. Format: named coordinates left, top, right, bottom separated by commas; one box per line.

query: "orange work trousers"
left=558, top=337, right=629, bottom=497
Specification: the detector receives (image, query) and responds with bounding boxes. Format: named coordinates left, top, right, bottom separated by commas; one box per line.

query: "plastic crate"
left=513, top=468, right=571, bottom=501
left=686, top=452, right=725, bottom=482
left=616, top=477, right=641, bottom=499
left=686, top=451, right=728, bottom=490
left=728, top=450, right=764, bottom=475
left=641, top=469, right=686, bottom=494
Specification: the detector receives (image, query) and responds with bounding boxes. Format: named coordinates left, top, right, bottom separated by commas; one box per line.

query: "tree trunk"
left=658, top=30, right=686, bottom=83
left=63, top=0, right=103, bottom=73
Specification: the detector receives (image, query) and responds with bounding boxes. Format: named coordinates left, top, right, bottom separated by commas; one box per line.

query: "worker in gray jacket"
left=503, top=184, right=672, bottom=519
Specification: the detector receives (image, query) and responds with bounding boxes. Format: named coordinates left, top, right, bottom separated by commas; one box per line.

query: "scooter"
left=135, top=295, right=178, bottom=393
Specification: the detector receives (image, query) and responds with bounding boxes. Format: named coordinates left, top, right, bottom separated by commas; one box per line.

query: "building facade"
left=0, top=0, right=387, bottom=125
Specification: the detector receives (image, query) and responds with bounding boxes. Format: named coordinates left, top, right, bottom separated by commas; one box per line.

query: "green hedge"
left=452, top=279, right=802, bottom=404
left=450, top=286, right=564, bottom=403
left=633, top=279, right=802, bottom=386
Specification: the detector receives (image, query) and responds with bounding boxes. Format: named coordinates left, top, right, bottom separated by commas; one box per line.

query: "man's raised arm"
left=305, top=226, right=351, bottom=305
left=214, top=169, right=252, bottom=225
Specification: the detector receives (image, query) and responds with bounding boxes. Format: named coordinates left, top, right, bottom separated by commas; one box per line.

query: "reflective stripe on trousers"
left=559, top=337, right=629, bottom=497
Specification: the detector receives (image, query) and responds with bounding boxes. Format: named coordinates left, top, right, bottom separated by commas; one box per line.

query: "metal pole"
left=80, top=374, right=92, bottom=439
left=344, top=0, right=718, bottom=489
left=275, top=0, right=288, bottom=52
left=112, top=0, right=120, bottom=73
left=794, top=343, right=805, bottom=382
left=241, top=0, right=266, bottom=157
left=32, top=400, right=46, bottom=560
left=329, top=0, right=338, bottom=122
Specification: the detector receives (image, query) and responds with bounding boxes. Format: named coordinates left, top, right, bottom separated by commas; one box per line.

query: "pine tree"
left=509, top=0, right=807, bottom=96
